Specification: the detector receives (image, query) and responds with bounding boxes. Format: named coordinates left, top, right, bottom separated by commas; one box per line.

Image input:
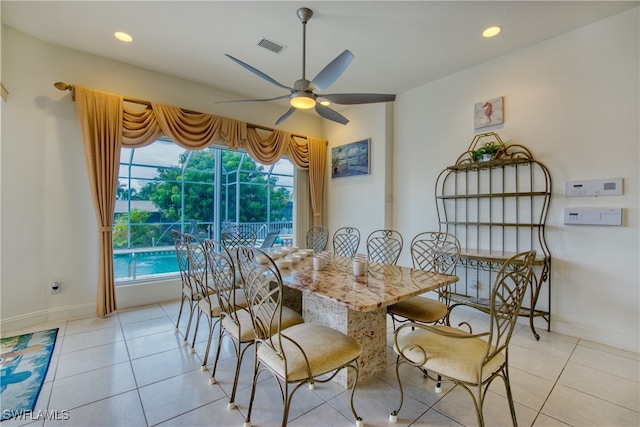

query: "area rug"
left=0, top=328, right=58, bottom=421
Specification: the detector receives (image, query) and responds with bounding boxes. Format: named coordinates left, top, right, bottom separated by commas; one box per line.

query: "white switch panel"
left=564, top=208, right=622, bottom=226
left=565, top=178, right=623, bottom=197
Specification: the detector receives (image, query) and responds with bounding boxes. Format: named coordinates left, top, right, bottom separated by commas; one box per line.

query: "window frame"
left=114, top=139, right=295, bottom=283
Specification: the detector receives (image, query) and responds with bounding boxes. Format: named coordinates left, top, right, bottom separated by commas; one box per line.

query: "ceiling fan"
left=218, top=7, right=396, bottom=125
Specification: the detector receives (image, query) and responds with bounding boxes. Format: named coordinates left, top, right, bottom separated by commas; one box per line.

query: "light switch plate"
left=564, top=208, right=622, bottom=226
left=565, top=178, right=623, bottom=197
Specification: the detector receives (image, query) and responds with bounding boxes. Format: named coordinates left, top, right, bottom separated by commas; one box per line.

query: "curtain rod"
left=53, top=82, right=310, bottom=140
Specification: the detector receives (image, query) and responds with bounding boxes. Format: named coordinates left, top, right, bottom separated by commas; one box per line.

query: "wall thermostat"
left=565, top=178, right=623, bottom=197
left=564, top=208, right=623, bottom=226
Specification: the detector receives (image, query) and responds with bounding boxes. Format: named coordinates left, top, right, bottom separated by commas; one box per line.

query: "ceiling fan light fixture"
left=221, top=7, right=395, bottom=125
left=290, top=92, right=316, bottom=109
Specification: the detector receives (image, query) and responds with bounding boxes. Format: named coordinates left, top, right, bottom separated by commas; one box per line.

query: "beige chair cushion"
left=394, top=326, right=505, bottom=384
left=221, top=307, right=304, bottom=342
left=184, top=287, right=216, bottom=301
left=184, top=287, right=199, bottom=300
left=258, top=323, right=362, bottom=382
left=387, top=296, right=448, bottom=324
left=235, top=270, right=244, bottom=285
left=197, top=289, right=247, bottom=318
left=198, top=297, right=222, bottom=318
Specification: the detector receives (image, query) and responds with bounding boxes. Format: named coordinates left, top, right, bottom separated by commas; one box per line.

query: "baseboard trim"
left=0, top=278, right=181, bottom=333
left=0, top=303, right=95, bottom=332
left=552, top=319, right=639, bottom=353
left=442, top=304, right=638, bottom=353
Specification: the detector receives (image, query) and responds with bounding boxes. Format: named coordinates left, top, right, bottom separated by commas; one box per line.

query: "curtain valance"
left=120, top=97, right=320, bottom=169
left=69, top=85, right=326, bottom=316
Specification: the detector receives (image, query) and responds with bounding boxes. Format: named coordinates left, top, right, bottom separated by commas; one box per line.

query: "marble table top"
left=278, top=255, right=459, bottom=312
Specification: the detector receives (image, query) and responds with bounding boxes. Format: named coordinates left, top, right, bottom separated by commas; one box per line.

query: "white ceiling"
left=2, top=1, right=637, bottom=109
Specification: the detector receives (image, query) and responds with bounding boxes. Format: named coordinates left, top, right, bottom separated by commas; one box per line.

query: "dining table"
left=275, top=252, right=459, bottom=388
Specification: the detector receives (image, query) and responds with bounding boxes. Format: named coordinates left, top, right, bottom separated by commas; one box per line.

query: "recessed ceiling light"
left=482, top=26, right=502, bottom=38
left=114, top=32, right=133, bottom=43
left=319, top=99, right=331, bottom=106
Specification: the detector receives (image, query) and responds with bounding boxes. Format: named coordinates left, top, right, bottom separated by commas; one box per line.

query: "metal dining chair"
left=366, top=229, right=403, bottom=265
left=171, top=230, right=208, bottom=346
left=204, top=241, right=303, bottom=410
left=387, top=231, right=461, bottom=330
left=182, top=233, right=220, bottom=358
left=184, top=233, right=247, bottom=371
left=389, top=251, right=536, bottom=427
left=238, top=246, right=364, bottom=427
left=221, top=224, right=258, bottom=249
left=333, top=226, right=361, bottom=258
left=306, top=225, right=329, bottom=253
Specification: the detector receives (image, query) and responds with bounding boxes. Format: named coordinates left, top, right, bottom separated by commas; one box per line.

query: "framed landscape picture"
left=331, top=139, right=370, bottom=178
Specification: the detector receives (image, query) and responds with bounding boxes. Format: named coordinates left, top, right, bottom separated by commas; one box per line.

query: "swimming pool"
left=114, top=249, right=179, bottom=283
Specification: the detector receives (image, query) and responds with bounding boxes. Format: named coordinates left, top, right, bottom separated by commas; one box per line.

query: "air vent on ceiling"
left=257, top=38, right=286, bottom=54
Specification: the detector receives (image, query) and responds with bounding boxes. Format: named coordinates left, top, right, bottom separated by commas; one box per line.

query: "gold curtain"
left=75, top=87, right=123, bottom=317
left=73, top=86, right=326, bottom=316
left=307, top=137, right=327, bottom=225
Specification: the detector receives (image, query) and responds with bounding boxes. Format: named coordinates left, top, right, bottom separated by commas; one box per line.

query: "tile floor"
left=1, top=301, right=638, bottom=427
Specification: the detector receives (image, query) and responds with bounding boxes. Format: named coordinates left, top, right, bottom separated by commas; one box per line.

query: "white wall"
left=0, top=26, right=323, bottom=329
left=322, top=8, right=638, bottom=351
left=323, top=102, right=394, bottom=247
left=392, top=8, right=639, bottom=351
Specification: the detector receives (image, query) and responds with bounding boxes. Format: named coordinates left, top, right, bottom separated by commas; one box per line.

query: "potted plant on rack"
left=470, top=141, right=504, bottom=162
